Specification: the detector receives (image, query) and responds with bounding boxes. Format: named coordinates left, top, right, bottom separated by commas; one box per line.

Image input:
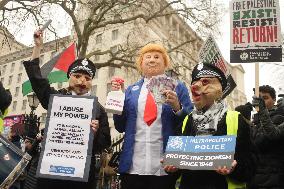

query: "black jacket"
left=0, top=81, right=12, bottom=114
left=23, top=58, right=111, bottom=189
left=180, top=112, right=256, bottom=189
left=249, top=107, right=284, bottom=189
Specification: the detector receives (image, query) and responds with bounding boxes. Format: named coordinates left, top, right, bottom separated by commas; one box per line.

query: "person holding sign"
left=0, top=81, right=12, bottom=134
left=111, top=43, right=193, bottom=189
left=164, top=62, right=255, bottom=189
left=23, top=30, right=111, bottom=189
left=248, top=85, right=284, bottom=189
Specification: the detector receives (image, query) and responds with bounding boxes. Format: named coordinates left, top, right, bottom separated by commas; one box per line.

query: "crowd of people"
left=0, top=29, right=283, bottom=189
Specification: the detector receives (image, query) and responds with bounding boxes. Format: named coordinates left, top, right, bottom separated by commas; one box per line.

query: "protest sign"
left=230, top=0, right=282, bottom=63
left=36, top=94, right=97, bottom=182
left=164, top=135, right=236, bottom=170
left=0, top=134, right=31, bottom=189
left=199, top=34, right=237, bottom=98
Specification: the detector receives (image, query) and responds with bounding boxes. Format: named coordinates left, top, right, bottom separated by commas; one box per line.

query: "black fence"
left=96, top=134, right=124, bottom=189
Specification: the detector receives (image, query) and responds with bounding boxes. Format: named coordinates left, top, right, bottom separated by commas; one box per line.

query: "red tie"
left=144, top=91, right=157, bottom=126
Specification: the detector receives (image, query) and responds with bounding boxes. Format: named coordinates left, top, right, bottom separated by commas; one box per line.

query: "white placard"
left=37, top=95, right=97, bottom=182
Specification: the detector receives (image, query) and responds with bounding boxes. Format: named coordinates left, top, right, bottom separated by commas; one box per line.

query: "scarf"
left=192, top=100, right=228, bottom=136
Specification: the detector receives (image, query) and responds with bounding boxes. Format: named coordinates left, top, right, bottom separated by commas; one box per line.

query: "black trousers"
left=120, top=174, right=177, bottom=189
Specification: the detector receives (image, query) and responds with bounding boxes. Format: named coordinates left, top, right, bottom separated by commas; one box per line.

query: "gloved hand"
left=252, top=96, right=266, bottom=111
left=277, top=98, right=284, bottom=109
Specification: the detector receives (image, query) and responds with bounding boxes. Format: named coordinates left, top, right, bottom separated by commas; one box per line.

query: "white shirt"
left=129, top=78, right=167, bottom=176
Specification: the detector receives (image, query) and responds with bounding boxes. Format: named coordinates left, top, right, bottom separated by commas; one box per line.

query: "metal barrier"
left=96, top=134, right=124, bottom=189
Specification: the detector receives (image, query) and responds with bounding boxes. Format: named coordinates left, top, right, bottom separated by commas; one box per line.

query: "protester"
left=22, top=134, right=42, bottom=189
left=111, top=43, right=193, bottom=189
left=0, top=81, right=12, bottom=134
left=23, top=30, right=111, bottom=189
left=164, top=62, right=255, bottom=189
left=235, top=102, right=253, bottom=122
left=248, top=85, right=284, bottom=189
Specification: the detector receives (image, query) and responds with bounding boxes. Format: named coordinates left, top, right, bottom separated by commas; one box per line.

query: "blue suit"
left=113, top=78, right=193, bottom=173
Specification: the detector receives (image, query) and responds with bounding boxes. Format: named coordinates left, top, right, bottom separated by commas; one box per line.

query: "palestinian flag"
left=22, top=43, right=76, bottom=96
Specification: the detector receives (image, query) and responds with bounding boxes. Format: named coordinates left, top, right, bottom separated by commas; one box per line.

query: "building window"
left=110, top=46, right=118, bottom=54
left=17, top=73, right=22, bottom=83
left=51, top=51, right=58, bottom=58
left=57, top=82, right=63, bottom=89
left=10, top=63, right=15, bottom=72
left=96, top=34, right=102, bottom=44
left=40, top=54, right=44, bottom=66
left=94, top=51, right=101, bottom=61
left=91, top=85, right=97, bottom=96
left=12, top=101, right=17, bottom=111
left=106, top=83, right=112, bottom=95
left=166, top=70, right=178, bottom=79
left=2, top=65, right=7, bottom=74
left=95, top=69, right=99, bottom=79
left=15, top=87, right=19, bottom=97
left=109, top=67, right=115, bottom=78
left=8, top=76, right=13, bottom=85
left=19, top=62, right=24, bottom=71
left=22, top=100, right=27, bottom=110
left=41, top=113, right=47, bottom=123
left=112, top=29, right=119, bottom=40
left=94, top=55, right=100, bottom=61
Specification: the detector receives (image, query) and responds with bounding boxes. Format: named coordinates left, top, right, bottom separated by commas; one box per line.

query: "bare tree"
left=0, top=0, right=225, bottom=70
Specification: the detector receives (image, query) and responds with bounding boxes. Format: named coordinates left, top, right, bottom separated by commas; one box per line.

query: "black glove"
left=252, top=96, right=266, bottom=111
left=277, top=98, right=284, bottom=109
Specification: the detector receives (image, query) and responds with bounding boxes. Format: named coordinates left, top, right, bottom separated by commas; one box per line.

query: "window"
left=40, top=54, right=44, bottom=66
left=106, top=83, right=112, bottom=95
left=109, top=67, right=115, bottom=78
left=2, top=65, right=7, bottom=74
left=51, top=51, right=58, bottom=58
left=166, top=70, right=178, bottom=79
left=112, top=29, right=119, bottom=40
left=15, top=87, right=19, bottom=97
left=94, top=55, right=100, bottom=61
left=95, top=69, right=99, bottom=79
left=91, top=85, right=97, bottom=96
left=22, top=100, right=27, bottom=110
left=17, top=73, right=22, bottom=83
left=19, top=62, right=23, bottom=71
left=41, top=113, right=47, bottom=123
left=12, top=101, right=17, bottom=111
left=8, top=76, right=13, bottom=85
left=110, top=46, right=118, bottom=54
left=94, top=51, right=101, bottom=61
left=57, top=82, right=63, bottom=89
left=96, top=34, right=102, bottom=44
left=10, top=63, right=15, bottom=72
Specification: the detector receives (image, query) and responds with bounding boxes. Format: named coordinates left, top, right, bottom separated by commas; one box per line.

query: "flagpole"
left=255, top=62, right=259, bottom=111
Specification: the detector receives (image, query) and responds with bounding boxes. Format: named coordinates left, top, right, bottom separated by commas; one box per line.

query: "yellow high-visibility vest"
left=181, top=111, right=246, bottom=189
left=0, top=108, right=8, bottom=134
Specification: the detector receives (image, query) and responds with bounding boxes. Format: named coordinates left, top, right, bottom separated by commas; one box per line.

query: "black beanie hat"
left=67, top=58, right=96, bottom=79
left=235, top=102, right=253, bottom=120
left=191, top=63, right=227, bottom=91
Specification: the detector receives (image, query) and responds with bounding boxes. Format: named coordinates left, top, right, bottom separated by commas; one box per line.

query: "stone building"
left=0, top=10, right=247, bottom=138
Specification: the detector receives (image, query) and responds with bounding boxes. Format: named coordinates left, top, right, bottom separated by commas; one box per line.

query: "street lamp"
left=24, top=93, right=40, bottom=139
left=27, top=93, right=40, bottom=114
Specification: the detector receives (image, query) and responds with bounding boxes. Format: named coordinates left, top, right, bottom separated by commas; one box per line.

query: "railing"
left=96, top=134, right=124, bottom=189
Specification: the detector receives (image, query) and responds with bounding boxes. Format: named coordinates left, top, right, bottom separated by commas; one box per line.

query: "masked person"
left=23, top=30, right=111, bottom=189
left=0, top=81, right=12, bottom=134
left=164, top=62, right=255, bottom=189
left=248, top=85, right=284, bottom=189
left=111, top=43, right=193, bottom=189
